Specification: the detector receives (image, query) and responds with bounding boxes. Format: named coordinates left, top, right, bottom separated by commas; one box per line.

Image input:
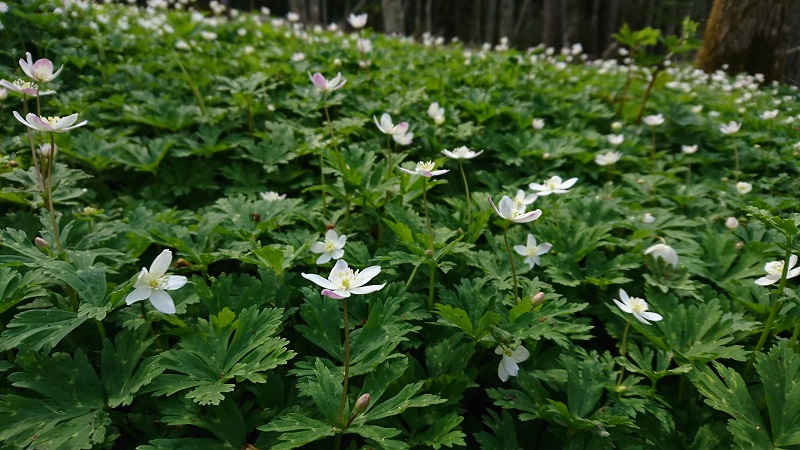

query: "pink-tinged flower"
left=373, top=113, right=409, bottom=136
left=310, top=229, right=346, bottom=264
left=0, top=79, right=56, bottom=97
left=13, top=111, right=87, bottom=133
left=528, top=176, right=578, bottom=196
left=399, top=161, right=448, bottom=177
left=613, top=289, right=662, bottom=325
left=514, top=234, right=552, bottom=269
left=441, top=146, right=482, bottom=159
left=308, top=71, right=346, bottom=92
left=512, top=189, right=537, bottom=209
left=392, top=132, right=413, bottom=145
left=495, top=344, right=529, bottom=381
left=489, top=195, right=542, bottom=223
left=126, top=250, right=188, bottom=314
left=19, top=52, right=63, bottom=83
left=301, top=259, right=385, bottom=299
left=720, top=121, right=741, bottom=135
left=755, top=255, right=800, bottom=286
left=347, top=13, right=367, bottom=29
left=644, top=243, right=678, bottom=267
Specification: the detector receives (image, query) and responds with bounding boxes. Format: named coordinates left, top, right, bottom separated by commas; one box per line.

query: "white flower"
left=736, top=181, right=752, bottom=194
left=607, top=134, right=624, bottom=146
left=13, top=111, right=87, bottom=133
left=301, top=259, right=385, bottom=299
left=125, top=250, right=188, bottom=314
left=19, top=52, right=63, bottom=83
left=611, top=121, right=623, bottom=132
left=310, top=229, right=346, bottom=264
left=175, top=39, right=191, bottom=51
left=309, top=72, right=346, bottom=92
left=393, top=131, right=413, bottom=145
left=373, top=113, right=409, bottom=136
left=200, top=30, right=217, bottom=40
left=0, top=2, right=7, bottom=13
left=287, top=12, right=300, bottom=22
left=755, top=255, right=800, bottom=286
left=488, top=195, right=542, bottom=224
left=642, top=213, right=656, bottom=224
left=356, top=38, right=372, bottom=53
left=681, top=145, right=698, bottom=154
left=512, top=189, right=537, bottom=209
left=495, top=344, right=529, bottom=381
left=595, top=151, right=621, bottom=166
left=720, top=121, right=741, bottom=135
left=347, top=13, right=367, bottom=29
left=514, top=234, right=552, bottom=269
left=725, top=217, right=739, bottom=230
left=643, top=114, right=665, bottom=126
left=399, top=161, right=448, bottom=178
left=644, top=243, right=679, bottom=267
left=760, top=110, right=778, bottom=120
left=691, top=105, right=703, bottom=114
left=528, top=176, right=578, bottom=196
left=531, top=118, right=545, bottom=130
left=613, top=289, right=663, bottom=325
left=0, top=87, right=6, bottom=100
left=260, top=191, right=286, bottom=201
left=291, top=52, right=305, bottom=62
left=427, top=102, right=445, bottom=124
left=441, top=146, right=482, bottom=159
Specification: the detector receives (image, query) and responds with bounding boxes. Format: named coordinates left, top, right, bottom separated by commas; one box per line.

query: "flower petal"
left=640, top=311, right=663, bottom=322
left=789, top=254, right=799, bottom=270
left=126, top=286, right=152, bottom=304
left=497, top=360, right=510, bottom=382
left=349, top=283, right=386, bottom=295
left=149, top=249, right=173, bottom=277
left=512, top=209, right=542, bottom=223
left=613, top=299, right=633, bottom=313
left=398, top=167, right=418, bottom=175
left=302, top=272, right=337, bottom=289
left=512, top=345, right=530, bottom=363
left=322, top=289, right=347, bottom=299
left=619, top=289, right=630, bottom=303
left=164, top=275, right=187, bottom=290
left=149, top=290, right=177, bottom=314
left=560, top=177, right=578, bottom=189
left=633, top=312, right=651, bottom=325
left=355, top=265, right=381, bottom=286
left=755, top=275, right=779, bottom=286
left=316, top=253, right=332, bottom=264
left=526, top=234, right=537, bottom=248
left=536, top=243, right=553, bottom=255
left=310, top=242, right=327, bottom=253
left=324, top=229, right=339, bottom=241
left=501, top=356, right=519, bottom=378
left=498, top=196, right=514, bottom=219
left=513, top=245, right=527, bottom=256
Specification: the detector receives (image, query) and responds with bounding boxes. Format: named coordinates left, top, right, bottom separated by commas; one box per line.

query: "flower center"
left=544, top=180, right=558, bottom=190
left=503, top=348, right=514, bottom=357
left=526, top=247, right=538, bottom=257
left=766, top=261, right=784, bottom=275
left=42, top=116, right=60, bottom=126
left=147, top=275, right=168, bottom=290
left=628, top=297, right=648, bottom=313
left=333, top=268, right=356, bottom=289
left=417, top=161, right=435, bottom=171
left=13, top=79, right=37, bottom=90
left=323, top=239, right=337, bottom=253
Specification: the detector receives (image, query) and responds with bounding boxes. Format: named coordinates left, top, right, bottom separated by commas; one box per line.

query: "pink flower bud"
left=355, top=393, right=370, bottom=413
left=531, top=292, right=545, bottom=305
left=34, top=237, right=49, bottom=251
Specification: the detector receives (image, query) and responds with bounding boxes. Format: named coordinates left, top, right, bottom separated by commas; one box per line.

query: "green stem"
left=422, top=178, right=434, bottom=251
left=616, top=320, right=631, bottom=386
left=22, top=96, right=45, bottom=192
left=790, top=319, right=800, bottom=349
left=459, top=160, right=471, bottom=229
left=650, top=128, right=656, bottom=172
left=502, top=223, right=519, bottom=304
left=427, top=262, right=435, bottom=311
left=245, top=96, right=254, bottom=137
left=46, top=133, right=63, bottom=255
left=732, top=137, right=739, bottom=183
left=337, top=298, right=351, bottom=428
left=175, top=57, right=207, bottom=116
left=95, top=318, right=107, bottom=342
left=404, top=264, right=421, bottom=291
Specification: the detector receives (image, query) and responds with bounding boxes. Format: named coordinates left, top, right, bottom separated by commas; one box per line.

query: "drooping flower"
left=613, top=289, right=663, bottom=325
left=347, top=13, right=367, bottom=29
left=13, top=111, right=87, bottom=133
left=682, top=145, right=698, bottom=154
left=310, top=229, right=347, bottom=264
left=755, top=255, right=800, bottom=286
left=374, top=113, right=409, bottom=136
left=125, top=249, right=188, bottom=314
left=488, top=195, right=542, bottom=224
left=595, top=151, right=621, bottom=166
left=720, top=121, right=741, bottom=135
left=19, top=52, right=63, bottom=83
left=495, top=344, right=530, bottom=381
left=442, top=146, right=482, bottom=159
left=308, top=72, right=346, bottom=92
left=644, top=243, right=679, bottom=267
left=528, top=176, right=578, bottom=196
left=607, top=134, right=624, bottom=146
left=0, top=79, right=56, bottom=97
left=301, top=259, right=385, bottom=299
left=514, top=234, right=552, bottom=269
left=399, top=161, right=448, bottom=178
left=736, top=181, right=752, bottom=194
left=643, top=114, right=665, bottom=126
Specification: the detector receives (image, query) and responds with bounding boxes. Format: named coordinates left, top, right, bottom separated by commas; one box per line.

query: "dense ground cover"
left=1, top=1, right=800, bottom=449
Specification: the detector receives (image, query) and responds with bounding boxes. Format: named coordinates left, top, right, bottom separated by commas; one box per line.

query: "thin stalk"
left=422, top=178, right=434, bottom=251
left=94, top=318, right=107, bottom=342
left=46, top=133, right=63, bottom=254
left=175, top=57, right=207, bottom=116
left=323, top=94, right=349, bottom=225
left=502, top=222, right=519, bottom=304
left=634, top=69, right=660, bottom=125
left=732, top=137, right=740, bottom=183
left=615, top=63, right=635, bottom=116
left=336, top=298, right=351, bottom=428
left=744, top=245, right=792, bottom=375
left=459, top=160, right=471, bottom=228
left=403, top=264, right=421, bottom=291
left=616, top=320, right=631, bottom=386
left=22, top=96, right=45, bottom=190
left=790, top=319, right=800, bottom=349
left=650, top=128, right=656, bottom=172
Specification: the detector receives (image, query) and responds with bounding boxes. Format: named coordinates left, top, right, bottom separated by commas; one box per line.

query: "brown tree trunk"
left=696, top=0, right=792, bottom=83
left=498, top=0, right=515, bottom=42
left=484, top=0, right=498, bottom=43
left=382, top=0, right=406, bottom=34
left=306, top=0, right=321, bottom=24
left=471, top=0, right=483, bottom=43
left=542, top=0, right=562, bottom=48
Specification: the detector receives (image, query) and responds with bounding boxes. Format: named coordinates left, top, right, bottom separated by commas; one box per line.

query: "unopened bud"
left=38, top=143, right=57, bottom=158
left=333, top=58, right=342, bottom=67
left=543, top=152, right=550, bottom=159
left=725, top=216, right=739, bottom=230
left=425, top=249, right=434, bottom=257
left=34, top=237, right=49, bottom=251
left=531, top=292, right=545, bottom=305
left=611, top=121, right=623, bottom=132
left=735, top=241, right=744, bottom=249
left=355, top=393, right=370, bottom=413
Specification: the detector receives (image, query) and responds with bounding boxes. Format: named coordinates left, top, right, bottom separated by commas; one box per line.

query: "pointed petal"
left=633, top=312, right=651, bottom=325
left=619, top=289, right=630, bottom=303
left=560, top=177, right=578, bottom=189
left=301, top=272, right=337, bottom=289
left=373, top=115, right=385, bottom=133
left=53, top=113, right=78, bottom=130
left=789, top=254, right=798, bottom=270
left=149, top=290, right=176, bottom=314
left=613, top=299, right=633, bottom=313
left=442, top=150, right=456, bottom=159
left=164, top=275, right=187, bottom=290
left=398, top=167, right=418, bottom=175
left=350, top=283, right=386, bottom=294
left=27, top=113, right=52, bottom=131
left=513, top=209, right=542, bottom=223
left=355, top=265, right=381, bottom=285
left=13, top=110, right=30, bottom=127
left=126, top=286, right=152, bottom=304
left=61, top=120, right=88, bottom=132
left=149, top=249, right=173, bottom=277
left=640, top=311, right=663, bottom=322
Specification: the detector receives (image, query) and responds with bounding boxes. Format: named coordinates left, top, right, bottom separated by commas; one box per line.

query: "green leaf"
left=474, top=410, right=522, bottom=450
left=297, top=358, right=343, bottom=425
left=0, top=348, right=110, bottom=449
left=160, top=395, right=246, bottom=448
left=295, top=288, right=343, bottom=361
left=362, top=381, right=445, bottom=422
left=258, top=412, right=336, bottom=450
left=347, top=424, right=406, bottom=450
left=406, top=412, right=466, bottom=449
left=0, top=309, right=88, bottom=353
left=755, top=341, right=800, bottom=447
left=101, top=328, right=164, bottom=408
left=138, top=438, right=237, bottom=450
left=0, top=267, right=47, bottom=314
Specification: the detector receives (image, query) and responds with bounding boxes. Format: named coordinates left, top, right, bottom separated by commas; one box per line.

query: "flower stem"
left=459, top=160, right=471, bottom=229
left=336, top=298, right=351, bottom=428
left=616, top=320, right=631, bottom=386
left=427, top=262, right=435, bottom=311
left=175, top=56, right=207, bottom=116
left=650, top=128, right=656, bottom=172
left=502, top=222, right=519, bottom=304
left=422, top=178, right=434, bottom=252
left=404, top=264, right=420, bottom=291
left=46, top=133, right=63, bottom=255
left=22, top=96, right=44, bottom=191
left=732, top=137, right=740, bottom=183
left=790, top=319, right=800, bottom=349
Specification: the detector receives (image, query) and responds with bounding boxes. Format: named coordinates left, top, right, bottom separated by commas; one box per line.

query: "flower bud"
left=425, top=249, right=434, bottom=257
left=355, top=393, right=370, bottom=413
left=531, top=292, right=545, bottom=305
left=38, top=143, right=56, bottom=158
left=736, top=241, right=744, bottom=249
left=611, top=121, right=623, bottom=132
left=725, top=216, right=739, bottom=230
left=34, top=237, right=49, bottom=251
left=333, top=58, right=342, bottom=67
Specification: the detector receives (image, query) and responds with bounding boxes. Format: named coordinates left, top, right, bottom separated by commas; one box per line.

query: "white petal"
left=536, top=243, right=553, bottom=255
left=316, top=253, right=332, bottom=264
left=526, top=234, right=537, bottom=248
left=126, top=286, right=152, bottom=305
left=513, top=245, right=528, bottom=256
left=132, top=268, right=150, bottom=288
left=619, top=289, right=630, bottom=303
left=788, top=266, right=800, bottom=280
left=495, top=346, right=505, bottom=355
left=324, top=229, right=339, bottom=241
left=164, top=275, right=187, bottom=290
left=149, top=250, right=173, bottom=277
left=560, top=177, right=578, bottom=189
left=355, top=265, right=381, bottom=285
left=398, top=167, right=418, bottom=176
left=498, top=196, right=514, bottom=219
left=789, top=254, right=799, bottom=270
left=322, top=289, right=347, bottom=299
left=335, top=234, right=347, bottom=247
left=331, top=249, right=344, bottom=260
left=330, top=259, right=349, bottom=276
left=349, top=283, right=386, bottom=295
left=640, top=311, right=663, bottom=322
left=528, top=183, right=545, bottom=191
left=614, top=299, right=633, bottom=313
left=633, top=312, right=652, bottom=325
left=302, top=272, right=337, bottom=289
left=149, top=290, right=177, bottom=314
left=524, top=256, right=539, bottom=268
left=755, top=275, right=779, bottom=286
left=498, top=361, right=510, bottom=382
left=512, top=345, right=530, bottom=363
left=310, top=242, right=327, bottom=253
left=501, top=356, right=520, bottom=378
left=513, top=210, right=542, bottom=223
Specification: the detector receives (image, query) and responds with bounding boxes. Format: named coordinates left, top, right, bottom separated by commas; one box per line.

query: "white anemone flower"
left=528, top=176, right=578, bottom=196
left=531, top=118, right=545, bottom=130
left=489, top=195, right=542, bottom=223
left=682, top=145, right=698, bottom=154
left=644, top=243, right=679, bottom=267
left=514, top=234, right=552, bottom=269
left=399, top=161, right=448, bottom=178
left=613, top=289, right=663, bottom=325
left=755, top=255, right=800, bottom=286
left=392, top=131, right=413, bottom=145
left=260, top=191, right=286, bottom=201
left=19, top=52, right=63, bottom=83
left=607, top=134, right=624, bottom=146
left=308, top=72, right=346, bottom=92
left=125, top=250, right=188, bottom=314
left=736, top=181, right=752, bottom=194
left=301, top=259, right=385, bottom=299
left=13, top=111, right=87, bottom=132
left=441, top=146, right=482, bottom=159
left=643, top=114, right=665, bottom=126
left=374, top=113, right=409, bottom=136
left=594, top=151, right=621, bottom=166
left=347, top=13, right=367, bottom=29
left=427, top=102, right=445, bottom=124
left=720, top=121, right=741, bottom=135
left=512, top=189, right=537, bottom=210
left=760, top=110, right=778, bottom=120
left=495, top=344, right=529, bottom=381
left=310, top=229, right=347, bottom=264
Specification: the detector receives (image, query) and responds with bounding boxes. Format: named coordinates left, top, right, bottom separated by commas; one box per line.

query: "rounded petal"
left=310, top=242, right=327, bottom=253
left=501, top=356, right=520, bottom=378
left=536, top=243, right=553, bottom=255
left=495, top=346, right=505, bottom=355
left=513, top=209, right=542, bottom=223
left=53, top=113, right=78, bottom=130
left=429, top=169, right=449, bottom=176
left=355, top=265, right=381, bottom=285
left=380, top=113, right=393, bottom=131
left=640, top=311, right=663, bottom=322
left=528, top=183, right=545, bottom=191
left=335, top=234, right=347, bottom=247
left=316, top=253, right=333, bottom=264
left=526, top=234, right=537, bottom=247
left=126, top=286, right=152, bottom=305
left=149, top=249, right=173, bottom=277
left=349, top=283, right=386, bottom=295
left=513, top=245, right=528, bottom=256
left=324, top=229, right=339, bottom=241
left=789, top=254, right=799, bottom=270
left=560, top=177, right=578, bottom=189
left=164, top=275, right=187, bottom=290
left=27, top=113, right=52, bottom=131
left=149, top=290, right=177, bottom=314
left=13, top=110, right=30, bottom=128
left=301, top=272, right=337, bottom=289
left=132, top=268, right=150, bottom=288
left=497, top=196, right=514, bottom=219
left=512, top=345, right=530, bottom=363
left=614, top=298, right=633, bottom=313
left=755, top=275, right=779, bottom=286
left=788, top=266, right=800, bottom=280
left=321, top=289, right=347, bottom=299
left=498, top=360, right=510, bottom=382
left=331, top=249, right=344, bottom=260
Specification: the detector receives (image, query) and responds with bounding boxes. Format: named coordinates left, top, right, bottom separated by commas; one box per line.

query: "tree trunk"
left=425, top=0, right=433, bottom=33
left=471, top=0, right=483, bottom=43
left=696, top=0, right=792, bottom=83
left=484, top=0, right=498, bottom=43
left=498, top=0, right=515, bottom=42
left=306, top=0, right=321, bottom=24
left=382, top=0, right=406, bottom=34
left=542, top=0, right=562, bottom=48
